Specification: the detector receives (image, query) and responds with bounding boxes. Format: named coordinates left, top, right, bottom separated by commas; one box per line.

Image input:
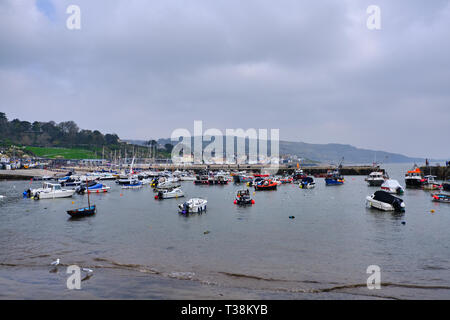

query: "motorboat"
left=422, top=175, right=442, bottom=191
left=28, top=183, right=75, bottom=200
left=156, top=180, right=181, bottom=189
left=431, top=193, right=450, bottom=203
left=155, top=187, right=184, bottom=200
left=366, top=190, right=405, bottom=212
left=365, top=171, right=388, bottom=187
left=405, top=166, right=424, bottom=188
left=254, top=179, right=277, bottom=191
left=77, top=182, right=110, bottom=194
left=299, top=177, right=316, bottom=189
left=325, top=169, right=344, bottom=186
left=121, top=180, right=143, bottom=189
left=178, top=198, right=207, bottom=214
left=381, top=179, right=405, bottom=194
left=234, top=189, right=254, bottom=205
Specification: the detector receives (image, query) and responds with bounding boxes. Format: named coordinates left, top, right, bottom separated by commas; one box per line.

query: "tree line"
left=0, top=112, right=120, bottom=148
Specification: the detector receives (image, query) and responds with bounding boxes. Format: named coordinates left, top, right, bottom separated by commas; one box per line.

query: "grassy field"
left=25, top=146, right=99, bottom=159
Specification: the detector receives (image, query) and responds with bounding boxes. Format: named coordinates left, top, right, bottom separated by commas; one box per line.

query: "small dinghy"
left=155, top=187, right=184, bottom=200
left=178, top=198, right=207, bottom=214
left=366, top=190, right=405, bottom=212
left=67, top=205, right=96, bottom=217
left=381, top=179, right=404, bottom=194
left=67, top=178, right=96, bottom=218
left=299, top=177, right=315, bottom=189
left=431, top=193, right=450, bottom=203
left=234, top=189, right=254, bottom=205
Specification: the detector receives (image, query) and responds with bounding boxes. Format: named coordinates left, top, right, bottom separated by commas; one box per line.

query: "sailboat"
left=67, top=178, right=96, bottom=217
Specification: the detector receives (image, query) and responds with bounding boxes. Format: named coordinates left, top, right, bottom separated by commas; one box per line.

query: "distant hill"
left=124, top=137, right=426, bottom=164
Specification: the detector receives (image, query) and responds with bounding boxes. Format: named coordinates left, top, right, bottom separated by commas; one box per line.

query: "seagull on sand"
left=50, top=258, right=60, bottom=266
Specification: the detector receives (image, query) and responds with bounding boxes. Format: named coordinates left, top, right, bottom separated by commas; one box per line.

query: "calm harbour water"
left=0, top=163, right=449, bottom=299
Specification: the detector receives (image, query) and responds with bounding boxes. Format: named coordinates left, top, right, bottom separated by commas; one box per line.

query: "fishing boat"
left=299, top=177, right=316, bottom=189
left=178, top=198, right=208, bottom=214
left=292, top=170, right=307, bottom=183
left=234, top=189, right=255, bottom=205
left=366, top=190, right=405, bottom=212
left=381, top=179, right=405, bottom=194
left=67, top=179, right=96, bottom=217
left=405, top=166, right=424, bottom=188
left=29, top=183, right=75, bottom=200
left=365, top=171, right=388, bottom=187
left=422, top=175, right=442, bottom=191
left=431, top=193, right=450, bottom=203
left=325, top=169, right=344, bottom=186
left=254, top=179, right=278, bottom=191
left=155, top=187, right=184, bottom=200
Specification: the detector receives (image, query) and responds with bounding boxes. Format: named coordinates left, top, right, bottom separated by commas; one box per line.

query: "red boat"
left=254, top=179, right=277, bottom=191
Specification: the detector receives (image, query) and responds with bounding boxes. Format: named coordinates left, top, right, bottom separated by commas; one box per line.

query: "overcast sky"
left=1, top=0, right=449, bottom=158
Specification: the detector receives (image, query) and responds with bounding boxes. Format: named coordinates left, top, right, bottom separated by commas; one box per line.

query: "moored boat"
left=178, top=198, right=207, bottom=214
left=431, top=193, right=450, bottom=203
left=366, top=190, right=405, bottom=212
left=67, top=205, right=96, bottom=217
left=365, top=171, right=388, bottom=187
left=234, top=189, right=254, bottom=205
left=299, top=177, right=316, bottom=189
left=254, top=179, right=277, bottom=191
left=325, top=169, right=344, bottom=186
left=28, top=183, right=75, bottom=200
left=381, top=179, right=404, bottom=194
left=422, top=175, right=442, bottom=191
left=405, top=166, right=425, bottom=188
left=155, top=187, right=184, bottom=200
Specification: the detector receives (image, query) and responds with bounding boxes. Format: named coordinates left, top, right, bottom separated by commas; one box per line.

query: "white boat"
left=381, top=179, right=404, bottom=194
left=156, top=187, right=184, bottom=199
left=156, top=180, right=181, bottom=189
left=31, top=183, right=75, bottom=200
left=178, top=198, right=207, bottom=213
left=365, top=171, right=387, bottom=186
left=422, top=175, right=442, bottom=191
left=366, top=191, right=405, bottom=212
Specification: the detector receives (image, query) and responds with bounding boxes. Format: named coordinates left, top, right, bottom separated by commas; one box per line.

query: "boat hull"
left=67, top=205, right=96, bottom=217
left=325, top=178, right=344, bottom=186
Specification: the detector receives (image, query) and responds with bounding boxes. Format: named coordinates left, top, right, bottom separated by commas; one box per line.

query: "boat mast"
left=86, top=177, right=91, bottom=208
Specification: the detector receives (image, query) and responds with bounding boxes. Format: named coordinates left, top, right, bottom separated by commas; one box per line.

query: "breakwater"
left=419, top=166, right=449, bottom=180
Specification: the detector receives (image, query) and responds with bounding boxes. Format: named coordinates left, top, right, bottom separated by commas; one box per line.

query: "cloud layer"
left=1, top=0, right=449, bottom=158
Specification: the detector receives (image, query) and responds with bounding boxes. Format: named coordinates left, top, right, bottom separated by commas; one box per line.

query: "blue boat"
left=325, top=169, right=345, bottom=186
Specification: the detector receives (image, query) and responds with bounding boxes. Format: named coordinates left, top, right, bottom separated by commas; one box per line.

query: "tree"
left=164, top=143, right=173, bottom=153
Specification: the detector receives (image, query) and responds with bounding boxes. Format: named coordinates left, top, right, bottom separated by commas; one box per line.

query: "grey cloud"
left=0, top=0, right=449, bottom=158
